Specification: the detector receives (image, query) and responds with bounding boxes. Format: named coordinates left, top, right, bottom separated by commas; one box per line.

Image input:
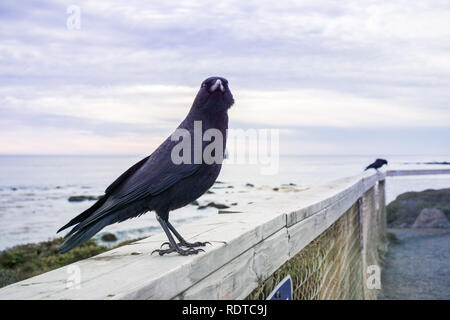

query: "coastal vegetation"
left=387, top=188, right=450, bottom=227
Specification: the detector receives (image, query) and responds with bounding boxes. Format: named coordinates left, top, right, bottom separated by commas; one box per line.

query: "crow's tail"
left=57, top=195, right=108, bottom=233
left=58, top=216, right=114, bottom=253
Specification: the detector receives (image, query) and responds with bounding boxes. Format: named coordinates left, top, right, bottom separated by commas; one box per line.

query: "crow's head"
left=192, top=76, right=234, bottom=112
left=376, top=158, right=388, bottom=166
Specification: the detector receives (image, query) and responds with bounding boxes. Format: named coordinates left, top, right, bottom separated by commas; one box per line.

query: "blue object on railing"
left=267, top=275, right=292, bottom=300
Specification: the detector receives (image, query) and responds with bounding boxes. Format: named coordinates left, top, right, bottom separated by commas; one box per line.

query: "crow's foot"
left=160, top=241, right=210, bottom=249
left=152, top=244, right=205, bottom=256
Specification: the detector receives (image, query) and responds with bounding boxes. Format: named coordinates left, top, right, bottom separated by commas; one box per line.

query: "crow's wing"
left=103, top=156, right=199, bottom=214
left=57, top=156, right=155, bottom=232
left=365, top=162, right=375, bottom=171
left=105, top=155, right=151, bottom=195
left=57, top=155, right=151, bottom=233
left=60, top=141, right=200, bottom=233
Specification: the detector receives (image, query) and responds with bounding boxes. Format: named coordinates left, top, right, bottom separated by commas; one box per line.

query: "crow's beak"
left=210, top=79, right=224, bottom=93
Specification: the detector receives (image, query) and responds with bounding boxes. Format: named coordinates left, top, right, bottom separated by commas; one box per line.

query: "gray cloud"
left=0, top=0, right=449, bottom=154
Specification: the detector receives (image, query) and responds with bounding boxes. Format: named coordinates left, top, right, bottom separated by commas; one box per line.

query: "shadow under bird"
left=58, top=77, right=234, bottom=256
left=365, top=158, right=388, bottom=171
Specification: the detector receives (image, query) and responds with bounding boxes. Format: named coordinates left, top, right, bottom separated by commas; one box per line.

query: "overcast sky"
left=1, top=0, right=449, bottom=155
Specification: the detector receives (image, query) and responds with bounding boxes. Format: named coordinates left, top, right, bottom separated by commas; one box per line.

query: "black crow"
left=58, top=77, right=234, bottom=256
left=365, top=158, right=388, bottom=171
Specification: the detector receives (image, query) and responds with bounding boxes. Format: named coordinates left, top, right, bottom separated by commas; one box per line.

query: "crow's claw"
left=151, top=247, right=174, bottom=255
left=152, top=244, right=205, bottom=256
left=180, top=241, right=211, bottom=248
left=160, top=240, right=210, bottom=249
left=160, top=242, right=171, bottom=249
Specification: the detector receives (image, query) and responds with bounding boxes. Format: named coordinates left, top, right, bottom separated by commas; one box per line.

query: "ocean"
left=1, top=154, right=449, bottom=251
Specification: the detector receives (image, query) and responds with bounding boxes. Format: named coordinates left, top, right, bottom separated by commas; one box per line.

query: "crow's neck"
left=184, top=109, right=229, bottom=133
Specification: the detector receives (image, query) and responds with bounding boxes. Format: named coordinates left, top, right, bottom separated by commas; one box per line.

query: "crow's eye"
left=201, top=83, right=207, bottom=88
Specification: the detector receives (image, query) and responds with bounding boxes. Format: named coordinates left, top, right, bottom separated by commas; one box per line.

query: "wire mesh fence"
left=247, top=183, right=387, bottom=300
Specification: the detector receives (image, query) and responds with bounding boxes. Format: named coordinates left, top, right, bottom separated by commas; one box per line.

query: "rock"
left=68, top=195, right=99, bottom=202
left=207, top=202, right=230, bottom=209
left=412, top=208, right=449, bottom=228
left=197, top=202, right=230, bottom=210
left=278, top=186, right=305, bottom=193
left=218, top=210, right=240, bottom=214
left=101, top=233, right=118, bottom=242
left=206, top=190, right=215, bottom=194
left=273, top=187, right=279, bottom=191
left=191, top=200, right=199, bottom=206
left=246, top=183, right=255, bottom=187
left=423, top=161, right=450, bottom=165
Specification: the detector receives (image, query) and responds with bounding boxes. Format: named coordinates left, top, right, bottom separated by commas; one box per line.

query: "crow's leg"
left=164, top=220, right=210, bottom=248
left=152, top=215, right=204, bottom=256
